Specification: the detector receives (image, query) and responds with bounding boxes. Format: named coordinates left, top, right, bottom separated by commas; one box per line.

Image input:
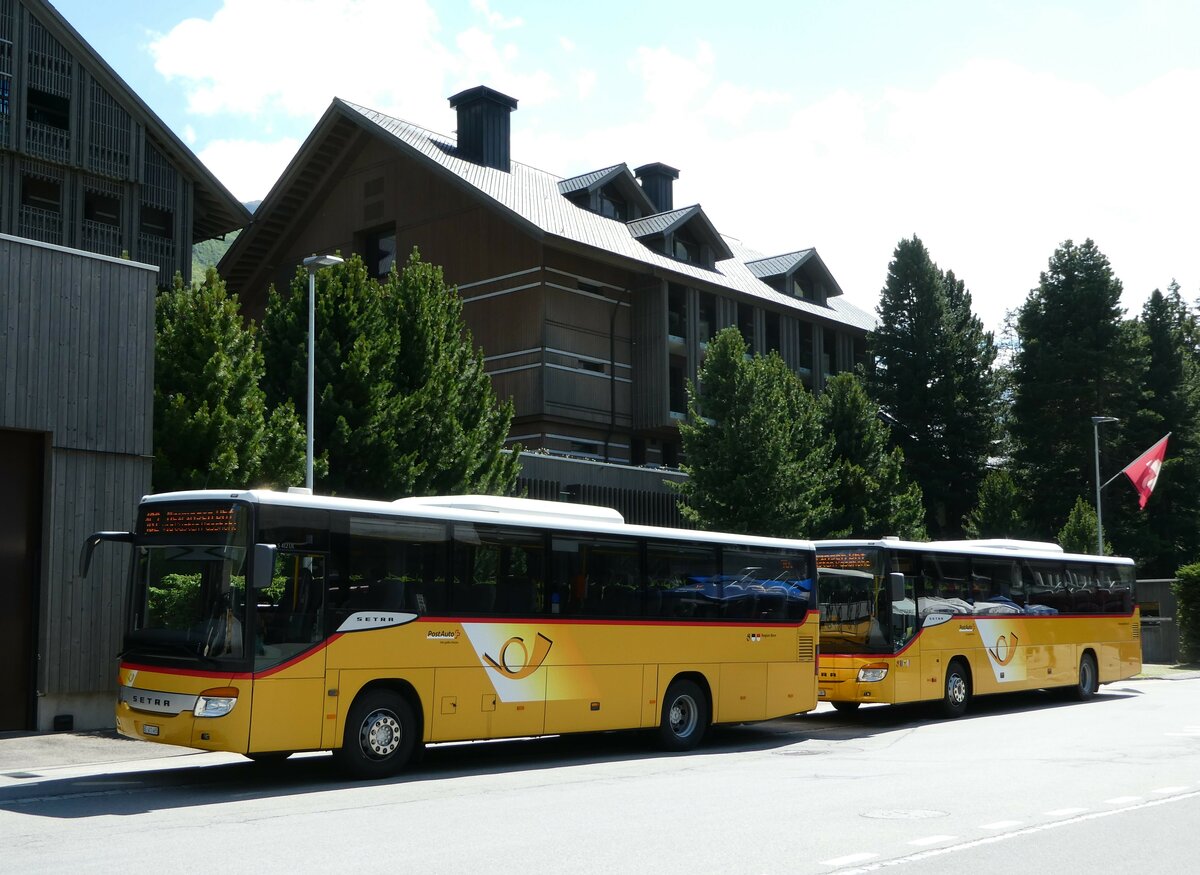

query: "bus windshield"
left=127, top=502, right=251, bottom=666
left=817, top=546, right=914, bottom=654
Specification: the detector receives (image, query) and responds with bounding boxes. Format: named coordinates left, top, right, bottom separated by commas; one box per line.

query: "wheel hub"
left=363, top=711, right=401, bottom=758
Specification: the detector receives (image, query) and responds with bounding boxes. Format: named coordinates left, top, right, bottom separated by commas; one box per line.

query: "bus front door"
left=249, top=552, right=328, bottom=754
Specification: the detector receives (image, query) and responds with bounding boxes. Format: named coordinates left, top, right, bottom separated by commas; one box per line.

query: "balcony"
left=136, top=233, right=176, bottom=283
left=82, top=220, right=122, bottom=257
left=25, top=120, right=71, bottom=164
left=18, top=205, right=62, bottom=245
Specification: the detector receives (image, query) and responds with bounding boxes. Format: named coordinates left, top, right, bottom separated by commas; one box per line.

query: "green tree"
left=1057, top=496, right=1109, bottom=555
left=1118, top=284, right=1200, bottom=575
left=1173, top=563, right=1200, bottom=663
left=154, top=268, right=305, bottom=492
left=261, top=250, right=519, bottom=498
left=962, top=469, right=1027, bottom=539
left=1010, top=239, right=1144, bottom=539
left=817, top=372, right=925, bottom=539
left=675, top=327, right=832, bottom=537
left=867, top=237, right=999, bottom=537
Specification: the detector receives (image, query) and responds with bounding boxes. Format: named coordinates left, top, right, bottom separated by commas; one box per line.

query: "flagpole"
left=1091, top=416, right=1119, bottom=555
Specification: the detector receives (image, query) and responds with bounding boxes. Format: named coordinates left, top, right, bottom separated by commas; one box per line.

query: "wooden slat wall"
left=1, top=234, right=155, bottom=707
left=631, top=280, right=668, bottom=430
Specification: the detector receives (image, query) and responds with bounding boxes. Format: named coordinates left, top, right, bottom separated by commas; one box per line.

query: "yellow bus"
left=815, top=538, right=1141, bottom=717
left=82, top=490, right=819, bottom=778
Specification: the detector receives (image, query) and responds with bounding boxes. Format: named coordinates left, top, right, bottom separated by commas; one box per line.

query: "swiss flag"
left=1122, top=434, right=1170, bottom=509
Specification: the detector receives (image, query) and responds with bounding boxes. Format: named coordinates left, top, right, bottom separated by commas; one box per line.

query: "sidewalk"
left=0, top=729, right=201, bottom=776
left=3, top=666, right=1198, bottom=775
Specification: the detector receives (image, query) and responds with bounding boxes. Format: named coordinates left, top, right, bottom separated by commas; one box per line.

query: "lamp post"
left=302, top=253, right=344, bottom=491
left=1091, top=415, right=1119, bottom=555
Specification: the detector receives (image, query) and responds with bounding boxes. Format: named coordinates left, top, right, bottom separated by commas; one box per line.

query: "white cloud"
left=150, top=0, right=452, bottom=124
left=198, top=137, right=302, bottom=203
left=469, top=0, right=523, bottom=30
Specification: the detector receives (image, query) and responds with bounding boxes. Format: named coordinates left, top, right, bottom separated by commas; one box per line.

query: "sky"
left=50, top=0, right=1200, bottom=331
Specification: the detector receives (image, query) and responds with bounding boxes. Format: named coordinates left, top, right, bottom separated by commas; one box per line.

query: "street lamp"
left=302, top=253, right=344, bottom=492
left=1091, top=415, right=1119, bottom=555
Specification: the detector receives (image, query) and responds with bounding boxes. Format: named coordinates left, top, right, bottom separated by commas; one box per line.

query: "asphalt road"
left=2, top=676, right=1197, bottom=873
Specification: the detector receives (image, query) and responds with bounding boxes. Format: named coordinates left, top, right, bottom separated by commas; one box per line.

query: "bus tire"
left=335, top=689, right=417, bottom=780
left=941, top=659, right=970, bottom=718
left=1072, top=652, right=1099, bottom=701
left=658, top=678, right=709, bottom=751
left=831, top=701, right=861, bottom=714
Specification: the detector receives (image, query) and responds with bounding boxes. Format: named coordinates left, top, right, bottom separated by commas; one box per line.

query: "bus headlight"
left=194, top=687, right=239, bottom=718
left=857, top=663, right=889, bottom=683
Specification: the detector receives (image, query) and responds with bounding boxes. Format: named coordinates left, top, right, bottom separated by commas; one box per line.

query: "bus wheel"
left=335, top=689, right=417, bottom=780
left=941, top=660, right=970, bottom=718
left=658, top=679, right=709, bottom=751
left=832, top=701, right=861, bottom=714
left=1072, top=653, right=1099, bottom=701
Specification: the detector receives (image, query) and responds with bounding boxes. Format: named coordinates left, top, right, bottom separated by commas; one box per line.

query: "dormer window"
left=599, top=188, right=627, bottom=220
left=627, top=205, right=732, bottom=271
left=672, top=230, right=701, bottom=264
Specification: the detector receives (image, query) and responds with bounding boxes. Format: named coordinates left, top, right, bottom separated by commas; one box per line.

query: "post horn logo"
left=483, top=633, right=554, bottom=679
left=988, top=633, right=1019, bottom=666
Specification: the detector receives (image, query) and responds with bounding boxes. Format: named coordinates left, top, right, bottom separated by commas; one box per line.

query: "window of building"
left=21, top=174, right=59, bottom=211
left=26, top=87, right=69, bottom=130
left=697, top=292, right=717, bottom=344
left=672, top=232, right=701, bottom=264
left=662, top=441, right=680, bottom=468
left=599, top=187, right=628, bottom=220
left=798, top=322, right=814, bottom=371
left=737, top=301, right=755, bottom=348
left=668, top=283, right=687, bottom=339
left=630, top=437, right=646, bottom=466
left=363, top=225, right=396, bottom=279
left=1, top=76, right=10, bottom=117
left=823, top=328, right=836, bottom=374
left=765, top=311, right=781, bottom=354
left=669, top=359, right=687, bottom=415
left=140, top=205, right=173, bottom=239
left=84, top=190, right=120, bottom=225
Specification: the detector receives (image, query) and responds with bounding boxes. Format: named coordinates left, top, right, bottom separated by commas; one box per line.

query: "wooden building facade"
left=0, top=0, right=248, bottom=285
left=0, top=233, right=156, bottom=731
left=220, top=88, right=875, bottom=479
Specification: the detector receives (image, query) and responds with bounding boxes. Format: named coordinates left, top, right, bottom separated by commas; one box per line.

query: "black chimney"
left=448, top=85, right=519, bottom=172
left=635, top=162, right=680, bottom=213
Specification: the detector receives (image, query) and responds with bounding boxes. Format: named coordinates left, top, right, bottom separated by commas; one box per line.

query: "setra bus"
left=82, top=489, right=819, bottom=778
left=814, top=538, right=1140, bottom=716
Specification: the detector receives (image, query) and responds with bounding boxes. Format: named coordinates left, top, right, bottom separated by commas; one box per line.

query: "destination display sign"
left=815, top=550, right=874, bottom=571
left=140, top=505, right=240, bottom=537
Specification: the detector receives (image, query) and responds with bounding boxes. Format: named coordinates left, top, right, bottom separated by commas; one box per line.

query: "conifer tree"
left=817, top=373, right=925, bottom=539
left=676, top=327, right=832, bottom=537
left=1119, top=284, right=1200, bottom=574
left=1057, top=496, right=1109, bottom=555
left=261, top=251, right=519, bottom=499
left=154, top=269, right=305, bottom=492
left=1010, top=239, right=1143, bottom=539
left=962, top=469, right=1027, bottom=539
left=867, top=237, right=998, bottom=536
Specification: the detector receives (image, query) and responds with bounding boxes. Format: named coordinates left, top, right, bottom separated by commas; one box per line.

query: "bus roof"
left=814, top=537, right=1134, bottom=566
left=140, top=489, right=816, bottom=551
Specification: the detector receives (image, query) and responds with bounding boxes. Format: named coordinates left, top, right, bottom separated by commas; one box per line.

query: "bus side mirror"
left=252, top=544, right=277, bottom=590
left=889, top=572, right=907, bottom=602
left=79, top=531, right=134, bottom=577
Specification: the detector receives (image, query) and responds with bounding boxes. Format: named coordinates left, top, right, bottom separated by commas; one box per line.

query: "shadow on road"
left=0, top=686, right=1138, bottom=819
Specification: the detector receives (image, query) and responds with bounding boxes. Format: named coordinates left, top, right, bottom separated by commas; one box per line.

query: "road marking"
left=979, top=820, right=1023, bottom=830
left=1153, top=786, right=1189, bottom=794
left=907, top=835, right=956, bottom=847
left=845, top=790, right=1200, bottom=871
left=1044, top=807, right=1088, bottom=816
left=1104, top=796, right=1141, bottom=805
left=821, top=852, right=879, bottom=867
